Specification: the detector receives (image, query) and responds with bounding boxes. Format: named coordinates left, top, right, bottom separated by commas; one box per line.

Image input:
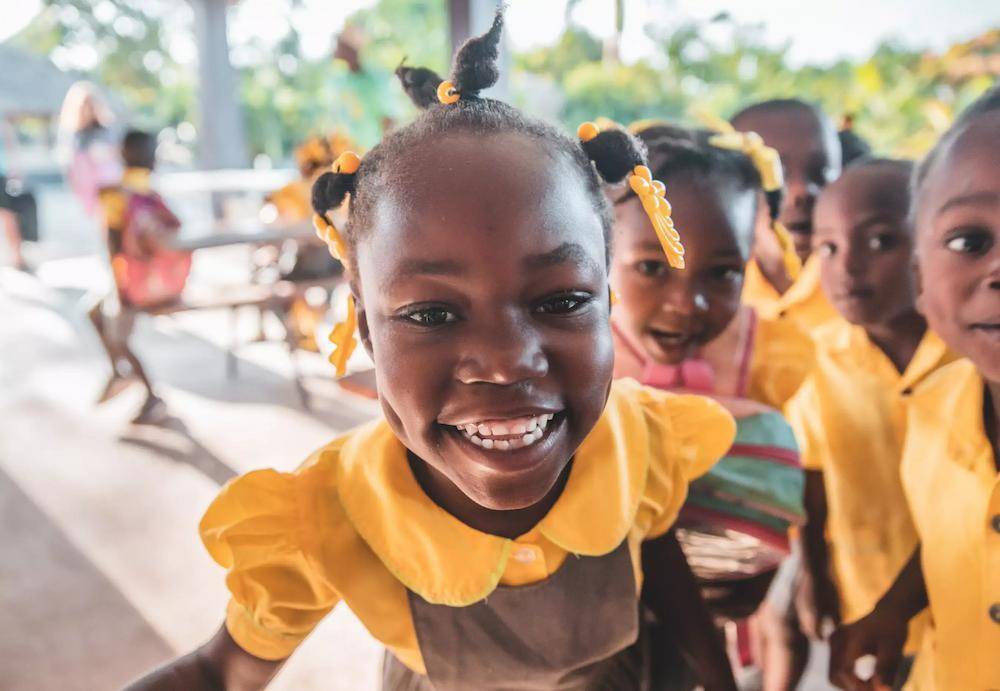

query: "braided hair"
left=311, top=10, right=649, bottom=270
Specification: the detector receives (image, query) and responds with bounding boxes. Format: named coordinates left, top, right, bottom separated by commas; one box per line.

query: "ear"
left=355, top=293, right=374, bottom=359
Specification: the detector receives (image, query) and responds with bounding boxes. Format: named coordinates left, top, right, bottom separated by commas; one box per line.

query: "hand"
left=828, top=606, right=907, bottom=691
left=795, top=565, right=840, bottom=640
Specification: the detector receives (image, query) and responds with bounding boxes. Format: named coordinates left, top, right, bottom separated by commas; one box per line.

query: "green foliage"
left=13, top=0, right=997, bottom=163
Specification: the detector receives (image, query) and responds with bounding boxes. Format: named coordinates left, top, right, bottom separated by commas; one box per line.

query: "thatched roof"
left=0, top=43, right=79, bottom=118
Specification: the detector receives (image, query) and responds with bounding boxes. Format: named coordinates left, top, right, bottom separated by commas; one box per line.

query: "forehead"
left=919, top=113, right=1000, bottom=219
left=733, top=107, right=836, bottom=163
left=359, top=132, right=605, bottom=280
left=616, top=177, right=754, bottom=255
left=817, top=166, right=911, bottom=225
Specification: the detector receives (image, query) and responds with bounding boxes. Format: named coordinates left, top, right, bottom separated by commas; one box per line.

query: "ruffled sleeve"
left=747, top=315, right=815, bottom=410
left=200, top=468, right=340, bottom=660
left=633, top=385, right=736, bottom=539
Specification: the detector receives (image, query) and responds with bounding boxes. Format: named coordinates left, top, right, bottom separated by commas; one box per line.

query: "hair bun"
left=395, top=63, right=445, bottom=110
left=311, top=170, right=356, bottom=217
left=581, top=128, right=646, bottom=184
left=451, top=9, right=503, bottom=98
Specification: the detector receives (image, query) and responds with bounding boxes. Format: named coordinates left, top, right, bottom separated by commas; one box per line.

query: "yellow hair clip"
left=312, top=213, right=347, bottom=262
left=437, top=80, right=460, bottom=105
left=698, top=110, right=800, bottom=279
left=771, top=221, right=803, bottom=279
left=578, top=121, right=685, bottom=269
left=628, top=165, right=685, bottom=269
left=328, top=294, right=358, bottom=378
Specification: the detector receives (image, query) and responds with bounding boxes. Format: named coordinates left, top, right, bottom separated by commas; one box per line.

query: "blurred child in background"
left=730, top=99, right=841, bottom=335
left=786, top=158, right=956, bottom=687
left=830, top=83, right=1000, bottom=691
left=90, top=129, right=190, bottom=424
left=611, top=124, right=809, bottom=688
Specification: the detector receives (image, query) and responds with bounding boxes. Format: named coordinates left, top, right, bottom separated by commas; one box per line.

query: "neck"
left=755, top=253, right=794, bottom=294
left=864, top=309, right=926, bottom=374
left=984, top=380, right=1000, bottom=471
left=407, top=452, right=570, bottom=539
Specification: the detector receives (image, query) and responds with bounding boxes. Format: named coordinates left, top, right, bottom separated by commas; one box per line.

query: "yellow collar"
left=335, top=379, right=650, bottom=606
left=817, top=319, right=953, bottom=394
left=744, top=254, right=822, bottom=314
left=908, top=359, right=994, bottom=474
left=121, top=167, right=153, bottom=194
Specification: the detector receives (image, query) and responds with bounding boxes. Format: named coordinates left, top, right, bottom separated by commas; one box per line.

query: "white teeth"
left=521, top=432, right=535, bottom=445
left=496, top=440, right=510, bottom=450
left=526, top=418, right=537, bottom=432
left=470, top=435, right=483, bottom=446
left=512, top=423, right=527, bottom=434
left=454, top=412, right=559, bottom=451
left=466, top=424, right=477, bottom=435
left=477, top=424, right=490, bottom=437
left=539, top=417, right=549, bottom=431
left=481, top=438, right=494, bottom=450
left=492, top=423, right=509, bottom=435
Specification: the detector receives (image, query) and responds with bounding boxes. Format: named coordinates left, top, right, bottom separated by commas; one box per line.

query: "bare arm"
left=124, top=625, right=285, bottom=691
left=798, top=469, right=841, bottom=639
left=829, top=547, right=927, bottom=691
left=641, top=530, right=738, bottom=691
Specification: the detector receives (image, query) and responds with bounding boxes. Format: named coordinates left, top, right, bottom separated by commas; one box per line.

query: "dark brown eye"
left=817, top=241, right=837, bottom=257
left=636, top=260, right=668, bottom=278
left=945, top=228, right=993, bottom=255
left=403, top=307, right=457, bottom=326
left=536, top=293, right=592, bottom=315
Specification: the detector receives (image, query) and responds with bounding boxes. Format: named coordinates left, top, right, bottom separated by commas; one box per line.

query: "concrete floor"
left=0, top=261, right=383, bottom=690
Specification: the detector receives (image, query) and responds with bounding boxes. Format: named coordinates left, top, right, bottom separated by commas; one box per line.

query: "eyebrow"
left=937, top=191, right=1000, bottom=216
left=395, top=258, right=465, bottom=279
left=637, top=240, right=742, bottom=259
left=524, top=242, right=600, bottom=272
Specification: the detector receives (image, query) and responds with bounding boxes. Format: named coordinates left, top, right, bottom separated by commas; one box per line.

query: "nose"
left=784, top=172, right=821, bottom=214
left=454, top=311, right=549, bottom=386
left=662, top=278, right=709, bottom=317
left=840, top=242, right=867, bottom=279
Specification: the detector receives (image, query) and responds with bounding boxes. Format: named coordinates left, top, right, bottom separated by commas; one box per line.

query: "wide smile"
left=438, top=411, right=567, bottom=474
left=453, top=412, right=556, bottom=451
left=970, top=322, right=1000, bottom=341
left=648, top=327, right=697, bottom=351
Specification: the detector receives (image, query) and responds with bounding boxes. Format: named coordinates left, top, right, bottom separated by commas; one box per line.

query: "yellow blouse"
left=785, top=321, right=955, bottom=626
left=900, top=359, right=1000, bottom=691
left=745, top=310, right=815, bottom=410
left=742, top=255, right=837, bottom=336
left=200, top=379, right=736, bottom=670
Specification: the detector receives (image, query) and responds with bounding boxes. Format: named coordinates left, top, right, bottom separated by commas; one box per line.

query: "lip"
left=835, top=287, right=875, bottom=301
left=969, top=322, right=1000, bottom=339
left=439, top=413, right=566, bottom=475
left=440, top=406, right=563, bottom=427
left=784, top=220, right=813, bottom=235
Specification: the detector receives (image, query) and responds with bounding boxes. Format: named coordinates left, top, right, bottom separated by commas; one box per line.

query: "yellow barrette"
left=328, top=294, right=358, bottom=378
left=313, top=150, right=363, bottom=377
left=578, top=121, right=685, bottom=269
left=698, top=110, right=800, bottom=279
left=437, top=80, right=460, bottom=105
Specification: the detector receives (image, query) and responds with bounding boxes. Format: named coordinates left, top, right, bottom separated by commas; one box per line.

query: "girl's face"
left=916, top=112, right=1000, bottom=382
left=732, top=108, right=841, bottom=263
left=610, top=178, right=755, bottom=364
left=814, top=165, right=916, bottom=329
left=354, top=133, right=614, bottom=511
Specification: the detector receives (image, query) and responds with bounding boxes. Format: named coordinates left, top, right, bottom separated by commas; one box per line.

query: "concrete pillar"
left=190, top=0, right=247, bottom=170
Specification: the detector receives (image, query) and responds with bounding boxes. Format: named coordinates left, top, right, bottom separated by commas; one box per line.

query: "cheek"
left=917, top=257, right=967, bottom=336
left=704, top=282, right=742, bottom=335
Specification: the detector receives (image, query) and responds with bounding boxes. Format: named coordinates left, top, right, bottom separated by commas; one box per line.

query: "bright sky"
left=3, top=0, right=999, bottom=67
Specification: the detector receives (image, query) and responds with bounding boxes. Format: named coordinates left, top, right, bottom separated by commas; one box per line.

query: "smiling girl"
left=126, top=14, right=738, bottom=691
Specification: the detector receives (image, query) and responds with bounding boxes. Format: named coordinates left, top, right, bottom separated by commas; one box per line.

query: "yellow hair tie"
left=707, top=131, right=784, bottom=192
left=771, top=221, right=803, bottom=280
left=312, top=213, right=347, bottom=263
left=328, top=294, right=358, bottom=378
left=437, top=80, right=460, bottom=105
left=333, top=150, right=361, bottom=174
left=627, top=165, right=685, bottom=270
left=577, top=121, right=599, bottom=142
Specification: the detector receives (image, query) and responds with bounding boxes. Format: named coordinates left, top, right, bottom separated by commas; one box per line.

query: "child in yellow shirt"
left=610, top=125, right=810, bottom=687
left=829, top=85, right=1000, bottom=691
left=126, top=14, right=738, bottom=691
left=730, top=99, right=840, bottom=334
left=787, top=159, right=955, bottom=669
